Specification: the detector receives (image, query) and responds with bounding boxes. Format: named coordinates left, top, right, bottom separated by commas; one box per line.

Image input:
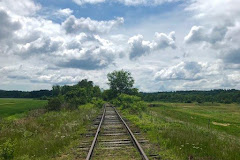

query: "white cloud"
left=154, top=61, right=203, bottom=81
left=62, top=15, right=124, bottom=34
left=56, top=35, right=117, bottom=70
left=128, top=34, right=153, bottom=60
left=72, top=0, right=180, bottom=6
left=184, top=26, right=205, bottom=44
left=117, top=0, right=180, bottom=6
left=184, top=0, right=240, bottom=66
left=73, top=0, right=105, bottom=5
left=155, top=31, right=176, bottom=49
left=0, top=10, right=21, bottom=41
left=185, top=0, right=240, bottom=23
left=0, top=0, right=240, bottom=91
left=220, top=48, right=240, bottom=64
left=184, top=26, right=228, bottom=44
left=57, top=8, right=73, bottom=17
left=0, top=0, right=41, bottom=16
left=128, top=31, right=176, bottom=59
left=0, top=1, right=123, bottom=71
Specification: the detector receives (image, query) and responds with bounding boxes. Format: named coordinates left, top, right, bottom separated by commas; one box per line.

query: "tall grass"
left=0, top=104, right=99, bottom=160
left=121, top=102, right=240, bottom=160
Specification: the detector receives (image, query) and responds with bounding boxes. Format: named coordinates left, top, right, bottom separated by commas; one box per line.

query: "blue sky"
left=0, top=0, right=240, bottom=91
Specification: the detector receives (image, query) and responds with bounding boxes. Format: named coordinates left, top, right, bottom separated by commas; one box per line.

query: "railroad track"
left=86, top=103, right=149, bottom=160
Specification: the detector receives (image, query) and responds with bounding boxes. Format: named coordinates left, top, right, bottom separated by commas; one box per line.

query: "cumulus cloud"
left=184, top=26, right=205, bottom=44
left=73, top=0, right=105, bottom=5
left=154, top=61, right=203, bottom=81
left=184, top=0, right=240, bottom=67
left=1, top=0, right=240, bottom=91
left=72, top=0, right=180, bottom=6
left=0, top=0, right=41, bottom=16
left=0, top=0, right=122, bottom=70
left=184, top=26, right=228, bottom=44
left=128, top=31, right=176, bottom=59
left=185, top=0, right=240, bottom=23
left=0, top=10, right=21, bottom=41
left=152, top=61, right=236, bottom=90
left=18, top=36, right=63, bottom=57
left=185, top=0, right=240, bottom=44
left=57, top=35, right=116, bottom=70
left=221, top=48, right=240, bottom=64
left=62, top=16, right=124, bottom=34
left=128, top=35, right=153, bottom=60
left=57, top=8, right=73, bottom=17
left=155, top=31, right=176, bottom=49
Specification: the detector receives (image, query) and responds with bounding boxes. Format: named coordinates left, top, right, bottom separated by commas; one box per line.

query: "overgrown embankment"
left=0, top=104, right=100, bottom=160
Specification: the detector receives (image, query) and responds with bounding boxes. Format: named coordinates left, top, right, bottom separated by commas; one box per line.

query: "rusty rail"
left=113, top=107, right=149, bottom=160
left=86, top=104, right=149, bottom=160
left=86, top=104, right=106, bottom=160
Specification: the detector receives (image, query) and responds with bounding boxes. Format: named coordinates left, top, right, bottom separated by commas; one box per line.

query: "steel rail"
left=113, top=107, right=149, bottom=160
left=86, top=104, right=106, bottom=160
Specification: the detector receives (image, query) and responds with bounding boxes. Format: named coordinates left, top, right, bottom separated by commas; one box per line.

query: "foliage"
left=52, top=85, right=61, bottom=97
left=0, top=105, right=99, bottom=159
left=112, top=94, right=146, bottom=114
left=91, top=98, right=105, bottom=108
left=45, top=79, right=102, bottom=111
left=107, top=70, right=137, bottom=97
left=45, top=96, right=64, bottom=111
left=0, top=139, right=15, bottom=160
left=141, top=89, right=240, bottom=104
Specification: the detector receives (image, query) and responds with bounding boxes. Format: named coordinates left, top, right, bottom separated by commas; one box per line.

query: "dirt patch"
left=212, top=122, right=230, bottom=126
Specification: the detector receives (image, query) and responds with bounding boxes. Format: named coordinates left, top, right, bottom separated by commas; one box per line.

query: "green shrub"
left=91, top=98, right=105, bottom=108
left=112, top=94, right=147, bottom=114
left=0, top=139, right=15, bottom=160
left=45, top=96, right=63, bottom=111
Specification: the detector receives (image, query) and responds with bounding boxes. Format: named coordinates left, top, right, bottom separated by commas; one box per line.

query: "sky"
left=0, top=0, right=240, bottom=91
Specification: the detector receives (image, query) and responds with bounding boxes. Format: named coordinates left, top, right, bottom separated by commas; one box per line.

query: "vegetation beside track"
left=0, top=103, right=100, bottom=160
left=120, top=102, right=240, bottom=160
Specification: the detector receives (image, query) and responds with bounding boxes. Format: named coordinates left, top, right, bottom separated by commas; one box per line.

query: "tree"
left=107, top=70, right=135, bottom=97
left=52, top=85, right=61, bottom=96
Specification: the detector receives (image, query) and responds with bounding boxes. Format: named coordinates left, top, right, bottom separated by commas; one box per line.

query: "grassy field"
left=121, top=102, right=240, bottom=160
left=0, top=103, right=99, bottom=160
left=0, top=98, right=47, bottom=119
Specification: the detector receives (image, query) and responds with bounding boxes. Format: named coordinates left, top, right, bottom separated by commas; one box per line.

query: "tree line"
left=0, top=90, right=51, bottom=99
left=0, top=71, right=239, bottom=104
left=141, top=89, right=240, bottom=104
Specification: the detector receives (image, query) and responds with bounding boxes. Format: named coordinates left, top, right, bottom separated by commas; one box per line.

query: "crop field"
left=0, top=98, right=47, bottom=118
left=122, top=102, right=240, bottom=160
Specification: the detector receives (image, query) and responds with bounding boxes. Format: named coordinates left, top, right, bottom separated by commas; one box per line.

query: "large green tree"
left=107, top=70, right=136, bottom=96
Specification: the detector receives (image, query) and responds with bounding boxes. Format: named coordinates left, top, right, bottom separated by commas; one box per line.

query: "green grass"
left=0, top=103, right=99, bottom=160
left=0, top=98, right=47, bottom=119
left=121, top=102, right=240, bottom=160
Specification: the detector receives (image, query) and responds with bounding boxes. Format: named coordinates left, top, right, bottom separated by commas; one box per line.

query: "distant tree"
left=46, top=96, right=63, bottom=111
left=107, top=70, right=135, bottom=97
left=52, top=85, right=61, bottom=96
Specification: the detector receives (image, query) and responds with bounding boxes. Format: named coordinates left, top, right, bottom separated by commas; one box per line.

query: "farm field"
left=121, top=102, right=240, bottom=160
left=0, top=98, right=47, bottom=118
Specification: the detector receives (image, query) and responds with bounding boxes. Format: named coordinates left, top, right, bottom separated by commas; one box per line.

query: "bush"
left=45, top=96, right=63, bottom=111
left=112, top=94, right=147, bottom=114
left=0, top=139, right=15, bottom=160
left=91, top=98, right=105, bottom=108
